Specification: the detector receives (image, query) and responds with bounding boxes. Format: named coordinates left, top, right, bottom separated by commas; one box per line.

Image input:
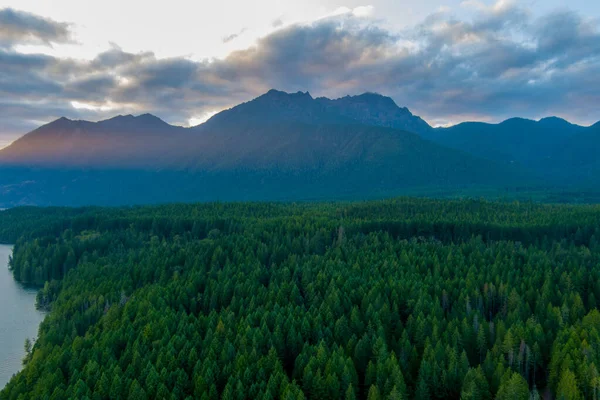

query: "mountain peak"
left=498, top=116, right=573, bottom=127
left=539, top=116, right=566, bottom=122
left=538, top=116, right=573, bottom=127
left=262, top=89, right=313, bottom=100
left=100, top=114, right=135, bottom=123
left=500, top=117, right=533, bottom=125
left=136, top=113, right=169, bottom=124
left=41, top=116, right=77, bottom=130
left=201, top=89, right=322, bottom=127
left=200, top=89, right=432, bottom=134
left=316, top=92, right=431, bottom=134
left=49, top=116, right=74, bottom=124
left=138, top=113, right=159, bottom=119
left=353, top=92, right=399, bottom=105
left=97, top=113, right=170, bottom=129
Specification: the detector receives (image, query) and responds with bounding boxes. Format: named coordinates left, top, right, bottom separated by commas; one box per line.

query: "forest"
left=1, top=198, right=600, bottom=400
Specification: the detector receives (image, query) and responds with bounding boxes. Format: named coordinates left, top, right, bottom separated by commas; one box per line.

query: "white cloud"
left=322, top=5, right=375, bottom=20
left=460, top=0, right=486, bottom=11
left=70, top=101, right=115, bottom=112
left=353, top=5, right=375, bottom=18
left=460, top=0, right=516, bottom=15
left=188, top=111, right=218, bottom=127
left=493, top=0, right=515, bottom=13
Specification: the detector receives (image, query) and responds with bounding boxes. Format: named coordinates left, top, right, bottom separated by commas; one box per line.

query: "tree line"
left=1, top=198, right=600, bottom=399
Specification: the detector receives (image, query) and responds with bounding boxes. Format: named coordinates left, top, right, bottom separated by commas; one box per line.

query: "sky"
left=1, top=0, right=600, bottom=148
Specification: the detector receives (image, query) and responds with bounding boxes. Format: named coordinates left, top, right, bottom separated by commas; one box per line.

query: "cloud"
left=223, top=28, right=248, bottom=43
left=352, top=6, right=375, bottom=18
left=271, top=18, right=284, bottom=28
left=2, top=2, right=600, bottom=145
left=0, top=8, right=72, bottom=49
left=324, top=5, right=376, bottom=20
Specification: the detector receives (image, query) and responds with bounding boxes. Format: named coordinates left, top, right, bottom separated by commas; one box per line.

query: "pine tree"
left=496, top=372, right=529, bottom=400
left=367, top=385, right=381, bottom=400
left=128, top=380, right=148, bottom=400
left=556, top=369, right=582, bottom=400
left=345, top=385, right=357, bottom=400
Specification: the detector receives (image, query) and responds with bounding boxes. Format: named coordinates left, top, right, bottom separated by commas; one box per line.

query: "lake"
left=0, top=245, right=45, bottom=389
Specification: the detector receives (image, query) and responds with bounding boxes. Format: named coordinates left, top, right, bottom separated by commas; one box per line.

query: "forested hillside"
left=0, top=89, right=549, bottom=207
left=2, top=89, right=600, bottom=207
left=1, top=199, right=600, bottom=399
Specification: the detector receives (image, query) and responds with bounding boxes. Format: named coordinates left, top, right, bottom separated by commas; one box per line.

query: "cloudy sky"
left=1, top=0, right=599, bottom=148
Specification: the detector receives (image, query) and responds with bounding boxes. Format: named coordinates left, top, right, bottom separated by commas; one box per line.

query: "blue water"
left=0, top=245, right=45, bottom=389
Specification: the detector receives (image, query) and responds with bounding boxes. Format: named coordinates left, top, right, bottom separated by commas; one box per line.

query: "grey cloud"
left=127, top=58, right=199, bottom=89
left=373, top=4, right=600, bottom=123
left=534, top=11, right=600, bottom=68
left=91, top=44, right=153, bottom=70
left=65, top=76, right=118, bottom=102
left=0, top=99, right=111, bottom=146
left=216, top=18, right=397, bottom=91
left=272, top=18, right=284, bottom=28
left=0, top=8, right=71, bottom=48
left=223, top=28, right=247, bottom=43
left=3, top=4, right=600, bottom=140
left=0, top=50, right=52, bottom=69
left=0, top=50, right=63, bottom=97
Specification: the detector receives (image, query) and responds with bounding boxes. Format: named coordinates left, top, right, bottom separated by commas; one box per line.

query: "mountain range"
left=0, top=89, right=598, bottom=206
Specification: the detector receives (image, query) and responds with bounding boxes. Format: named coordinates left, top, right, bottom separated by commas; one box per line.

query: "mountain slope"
left=199, top=89, right=432, bottom=134
left=0, top=121, right=529, bottom=206
left=317, top=93, right=432, bottom=135
left=424, top=117, right=600, bottom=185
left=182, top=121, right=523, bottom=180
left=0, top=114, right=188, bottom=167
left=0, top=89, right=531, bottom=206
left=425, top=117, right=585, bottom=167
left=549, top=122, right=600, bottom=183
left=0, top=89, right=433, bottom=169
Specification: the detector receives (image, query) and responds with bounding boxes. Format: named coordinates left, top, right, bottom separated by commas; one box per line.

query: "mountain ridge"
left=0, top=89, right=598, bottom=206
left=426, top=115, right=598, bottom=184
left=10, top=89, right=598, bottom=138
left=3, top=89, right=598, bottom=172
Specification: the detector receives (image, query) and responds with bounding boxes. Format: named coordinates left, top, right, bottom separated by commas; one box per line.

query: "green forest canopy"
left=1, top=198, right=600, bottom=399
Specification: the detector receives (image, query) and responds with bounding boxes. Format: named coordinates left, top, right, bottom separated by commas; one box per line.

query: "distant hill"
left=423, top=117, right=600, bottom=184
left=549, top=122, right=600, bottom=183
left=0, top=90, right=434, bottom=170
left=425, top=117, right=585, bottom=166
left=0, top=90, right=530, bottom=206
left=0, top=114, right=188, bottom=167
left=2, top=89, right=600, bottom=206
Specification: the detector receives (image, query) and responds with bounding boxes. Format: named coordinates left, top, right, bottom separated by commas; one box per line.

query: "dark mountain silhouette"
left=0, top=90, right=530, bottom=206
left=0, top=90, right=435, bottom=170
left=199, top=90, right=336, bottom=127
left=425, top=117, right=585, bottom=166
left=548, top=122, right=600, bottom=183
left=423, top=116, right=600, bottom=184
left=1, top=89, right=599, bottom=206
left=199, top=89, right=432, bottom=134
left=317, top=92, right=432, bottom=135
left=0, top=122, right=526, bottom=206
left=0, top=114, right=187, bottom=167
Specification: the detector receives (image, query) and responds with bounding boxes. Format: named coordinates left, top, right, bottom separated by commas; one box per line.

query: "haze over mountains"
left=0, top=89, right=598, bottom=206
